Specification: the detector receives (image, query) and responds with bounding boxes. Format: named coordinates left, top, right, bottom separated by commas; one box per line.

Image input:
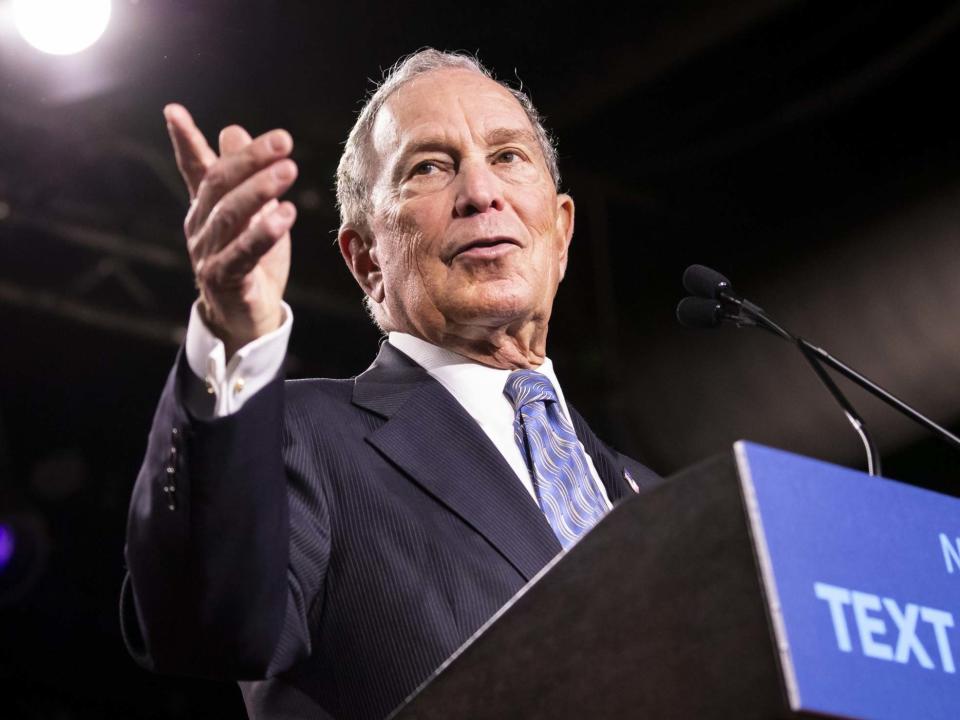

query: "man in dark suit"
left=121, top=49, right=658, bottom=720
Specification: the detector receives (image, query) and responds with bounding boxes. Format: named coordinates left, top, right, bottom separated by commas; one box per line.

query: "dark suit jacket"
left=121, top=341, right=659, bottom=720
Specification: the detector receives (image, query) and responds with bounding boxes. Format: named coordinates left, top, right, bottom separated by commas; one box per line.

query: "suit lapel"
left=567, top=404, right=633, bottom=504
left=353, top=342, right=562, bottom=581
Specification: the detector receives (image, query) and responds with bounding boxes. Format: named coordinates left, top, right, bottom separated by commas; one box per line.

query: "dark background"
left=2, top=1, right=959, bottom=717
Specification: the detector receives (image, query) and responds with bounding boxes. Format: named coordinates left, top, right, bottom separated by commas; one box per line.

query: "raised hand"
left=164, top=103, right=298, bottom=358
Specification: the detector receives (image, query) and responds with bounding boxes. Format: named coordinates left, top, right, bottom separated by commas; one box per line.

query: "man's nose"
left=453, top=160, right=505, bottom=217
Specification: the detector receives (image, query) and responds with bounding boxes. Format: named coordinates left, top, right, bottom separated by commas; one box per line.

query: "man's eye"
left=412, top=161, right=440, bottom=175
left=495, top=150, right=523, bottom=164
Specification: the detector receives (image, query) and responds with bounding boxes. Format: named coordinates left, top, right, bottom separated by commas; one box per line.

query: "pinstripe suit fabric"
left=121, top=342, right=660, bottom=720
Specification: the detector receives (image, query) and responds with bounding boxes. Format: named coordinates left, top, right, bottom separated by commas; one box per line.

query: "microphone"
left=676, top=264, right=960, bottom=476
left=675, top=297, right=724, bottom=329
left=680, top=264, right=778, bottom=334
left=682, top=264, right=733, bottom=301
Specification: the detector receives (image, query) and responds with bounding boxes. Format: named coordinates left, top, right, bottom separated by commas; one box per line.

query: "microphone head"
left=682, top=264, right=733, bottom=300
left=676, top=296, right=724, bottom=329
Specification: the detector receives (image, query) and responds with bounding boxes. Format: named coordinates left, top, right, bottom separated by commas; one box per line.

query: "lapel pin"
left=623, top=468, right=640, bottom=494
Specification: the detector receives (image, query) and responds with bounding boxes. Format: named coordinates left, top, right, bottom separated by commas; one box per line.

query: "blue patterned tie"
left=503, top=370, right=608, bottom=549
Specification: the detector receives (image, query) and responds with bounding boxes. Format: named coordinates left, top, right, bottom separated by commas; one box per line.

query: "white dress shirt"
left=387, top=332, right=611, bottom=508
left=183, top=304, right=611, bottom=509
left=184, top=300, right=293, bottom=417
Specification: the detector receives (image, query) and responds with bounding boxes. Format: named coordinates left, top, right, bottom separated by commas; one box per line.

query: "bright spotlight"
left=13, top=0, right=111, bottom=56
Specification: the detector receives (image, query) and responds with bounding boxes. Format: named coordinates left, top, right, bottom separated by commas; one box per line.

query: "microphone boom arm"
left=730, top=291, right=960, bottom=471
left=729, top=293, right=885, bottom=475
left=678, top=263, right=960, bottom=474
left=797, top=338, right=960, bottom=453
left=795, top=340, right=883, bottom=476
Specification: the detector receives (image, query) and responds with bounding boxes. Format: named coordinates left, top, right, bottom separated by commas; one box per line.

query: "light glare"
left=0, top=525, right=13, bottom=571
left=13, top=0, right=111, bottom=56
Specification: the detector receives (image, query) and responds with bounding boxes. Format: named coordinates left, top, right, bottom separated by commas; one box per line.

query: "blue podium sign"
left=736, top=442, right=960, bottom=719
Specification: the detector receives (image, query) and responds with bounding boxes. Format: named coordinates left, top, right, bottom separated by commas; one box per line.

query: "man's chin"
left=442, top=294, right=545, bottom=331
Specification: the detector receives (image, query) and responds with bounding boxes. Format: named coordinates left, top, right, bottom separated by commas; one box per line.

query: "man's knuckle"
left=186, top=238, right=202, bottom=265
left=255, top=177, right=278, bottom=205
left=254, top=134, right=278, bottom=160
left=195, top=262, right=214, bottom=288
left=202, top=166, right=228, bottom=195
left=186, top=157, right=207, bottom=178
left=183, top=199, right=203, bottom=232
left=209, top=206, right=239, bottom=238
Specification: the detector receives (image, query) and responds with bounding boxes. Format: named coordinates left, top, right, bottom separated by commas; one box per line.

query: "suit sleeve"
left=120, top=350, right=325, bottom=680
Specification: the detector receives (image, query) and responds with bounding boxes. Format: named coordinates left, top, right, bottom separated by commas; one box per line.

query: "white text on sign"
left=814, top=581, right=955, bottom=673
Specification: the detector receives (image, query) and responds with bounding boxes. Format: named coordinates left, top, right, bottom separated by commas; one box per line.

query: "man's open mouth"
left=452, top=237, right=521, bottom=260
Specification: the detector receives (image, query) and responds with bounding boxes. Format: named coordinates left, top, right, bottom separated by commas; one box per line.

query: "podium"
left=391, top=443, right=960, bottom=720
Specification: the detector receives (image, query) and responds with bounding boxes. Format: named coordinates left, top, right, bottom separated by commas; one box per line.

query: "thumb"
left=164, top=103, right=217, bottom=200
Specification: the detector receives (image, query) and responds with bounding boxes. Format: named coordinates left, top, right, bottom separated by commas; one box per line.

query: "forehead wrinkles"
left=374, top=71, right=532, bottom=165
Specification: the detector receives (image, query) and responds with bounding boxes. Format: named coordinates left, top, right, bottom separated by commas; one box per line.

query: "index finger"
left=164, top=103, right=218, bottom=200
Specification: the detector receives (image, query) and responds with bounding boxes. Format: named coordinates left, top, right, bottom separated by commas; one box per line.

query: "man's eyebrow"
left=390, top=127, right=541, bottom=181
left=392, top=136, right=453, bottom=180
left=485, top=127, right=539, bottom=147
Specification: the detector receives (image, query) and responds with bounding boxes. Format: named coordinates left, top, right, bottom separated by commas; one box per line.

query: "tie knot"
left=503, top=369, right=558, bottom=409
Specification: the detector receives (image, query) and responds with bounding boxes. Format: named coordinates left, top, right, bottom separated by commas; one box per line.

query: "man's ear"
left=338, top=224, right=384, bottom=302
left=555, top=193, right=575, bottom=280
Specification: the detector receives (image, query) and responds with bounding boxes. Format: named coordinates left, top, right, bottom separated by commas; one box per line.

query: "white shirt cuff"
left=184, top=301, right=293, bottom=418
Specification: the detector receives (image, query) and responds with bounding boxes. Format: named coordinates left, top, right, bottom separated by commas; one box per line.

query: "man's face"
left=362, top=68, right=574, bottom=342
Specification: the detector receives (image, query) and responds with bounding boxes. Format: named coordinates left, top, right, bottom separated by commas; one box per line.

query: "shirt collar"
left=387, top=331, right=570, bottom=423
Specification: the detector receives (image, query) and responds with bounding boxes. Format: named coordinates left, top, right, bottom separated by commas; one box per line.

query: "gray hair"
left=335, top=48, right=561, bottom=230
